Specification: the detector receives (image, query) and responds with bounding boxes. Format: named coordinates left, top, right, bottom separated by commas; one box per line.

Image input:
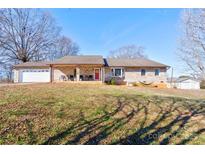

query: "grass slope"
left=0, top=83, right=205, bottom=145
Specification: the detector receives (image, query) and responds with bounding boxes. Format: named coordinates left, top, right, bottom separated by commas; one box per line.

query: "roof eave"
left=49, top=63, right=104, bottom=65
left=13, top=65, right=50, bottom=68
left=107, top=65, right=169, bottom=67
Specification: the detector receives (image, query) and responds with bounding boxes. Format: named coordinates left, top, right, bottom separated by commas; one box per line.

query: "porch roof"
left=50, top=55, right=104, bottom=65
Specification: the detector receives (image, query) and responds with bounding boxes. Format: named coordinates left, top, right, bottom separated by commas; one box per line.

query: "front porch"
left=51, top=65, right=104, bottom=82
left=55, top=81, right=103, bottom=84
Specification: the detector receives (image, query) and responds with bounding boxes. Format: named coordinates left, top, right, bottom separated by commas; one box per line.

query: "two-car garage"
left=20, top=69, right=50, bottom=83
left=13, top=62, right=51, bottom=83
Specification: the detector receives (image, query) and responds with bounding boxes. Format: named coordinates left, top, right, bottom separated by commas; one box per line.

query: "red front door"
left=95, top=69, right=100, bottom=80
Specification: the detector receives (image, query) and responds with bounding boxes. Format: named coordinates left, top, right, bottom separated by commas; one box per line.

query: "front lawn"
left=0, top=83, right=204, bottom=144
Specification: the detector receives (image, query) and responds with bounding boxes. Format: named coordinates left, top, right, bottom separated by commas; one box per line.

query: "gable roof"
left=104, top=58, right=169, bottom=67
left=177, top=77, right=199, bottom=83
left=167, top=76, right=200, bottom=83
left=13, top=61, right=49, bottom=68
left=50, top=55, right=104, bottom=65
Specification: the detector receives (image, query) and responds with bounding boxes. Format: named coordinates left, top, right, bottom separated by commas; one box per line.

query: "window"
left=112, top=68, right=124, bottom=77
left=141, top=69, right=146, bottom=76
left=155, top=69, right=160, bottom=76
left=115, top=69, right=121, bottom=76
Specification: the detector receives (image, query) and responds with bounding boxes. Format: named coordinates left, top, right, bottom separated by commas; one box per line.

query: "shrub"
left=105, top=77, right=126, bottom=85
left=110, top=78, right=116, bottom=85
left=200, top=80, right=205, bottom=89
left=133, top=82, right=139, bottom=86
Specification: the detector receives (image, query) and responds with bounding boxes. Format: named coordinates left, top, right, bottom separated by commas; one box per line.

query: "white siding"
left=176, top=79, right=200, bottom=89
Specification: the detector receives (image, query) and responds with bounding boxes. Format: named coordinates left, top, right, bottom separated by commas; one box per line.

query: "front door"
left=94, top=69, right=100, bottom=80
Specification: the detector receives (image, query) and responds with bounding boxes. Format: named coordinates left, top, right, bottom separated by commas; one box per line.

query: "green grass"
left=0, top=83, right=204, bottom=145
left=7, top=109, right=29, bottom=116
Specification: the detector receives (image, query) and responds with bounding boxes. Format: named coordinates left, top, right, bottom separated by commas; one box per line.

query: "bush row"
left=105, top=77, right=126, bottom=85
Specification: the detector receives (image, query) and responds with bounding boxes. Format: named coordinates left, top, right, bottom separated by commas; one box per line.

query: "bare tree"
left=2, top=64, right=13, bottom=82
left=0, top=58, right=14, bottom=82
left=179, top=9, right=205, bottom=80
left=0, top=8, right=60, bottom=63
left=108, top=45, right=147, bottom=59
left=52, top=36, right=79, bottom=60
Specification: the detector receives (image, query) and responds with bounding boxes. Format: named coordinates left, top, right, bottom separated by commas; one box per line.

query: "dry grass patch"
left=0, top=83, right=204, bottom=144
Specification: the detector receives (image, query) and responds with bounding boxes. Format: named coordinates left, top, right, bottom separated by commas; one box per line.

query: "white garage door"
left=21, top=69, right=50, bottom=82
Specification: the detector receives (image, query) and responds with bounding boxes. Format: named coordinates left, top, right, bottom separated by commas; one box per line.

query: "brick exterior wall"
left=124, top=67, right=167, bottom=83
left=104, top=67, right=167, bottom=84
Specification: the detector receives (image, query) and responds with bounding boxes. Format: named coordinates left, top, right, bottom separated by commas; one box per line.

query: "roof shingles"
left=14, top=61, right=49, bottom=68
left=105, top=58, right=168, bottom=67
left=50, top=55, right=104, bottom=65
left=14, top=56, right=169, bottom=68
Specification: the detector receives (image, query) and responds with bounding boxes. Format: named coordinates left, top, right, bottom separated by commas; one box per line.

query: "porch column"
left=76, top=67, right=80, bottom=81
left=101, top=67, right=104, bottom=82
left=50, top=65, right=53, bottom=83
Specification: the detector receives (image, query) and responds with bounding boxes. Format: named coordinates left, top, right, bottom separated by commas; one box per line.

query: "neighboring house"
left=13, top=55, right=169, bottom=85
left=168, top=76, right=200, bottom=90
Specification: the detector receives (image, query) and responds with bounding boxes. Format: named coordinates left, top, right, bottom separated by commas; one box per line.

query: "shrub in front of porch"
left=105, top=77, right=126, bottom=85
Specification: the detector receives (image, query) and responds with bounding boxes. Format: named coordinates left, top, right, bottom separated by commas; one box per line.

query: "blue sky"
left=48, top=8, right=183, bottom=77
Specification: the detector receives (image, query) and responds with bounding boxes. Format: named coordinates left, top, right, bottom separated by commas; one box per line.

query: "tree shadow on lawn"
left=42, top=95, right=205, bottom=145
